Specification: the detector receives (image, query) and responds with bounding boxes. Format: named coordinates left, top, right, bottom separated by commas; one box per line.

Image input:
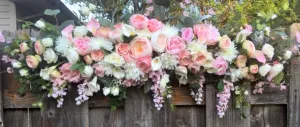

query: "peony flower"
left=160, top=74, right=170, bottom=89
left=94, top=27, right=111, bottom=38
left=11, top=60, right=22, bottom=68
left=178, top=50, right=192, bottom=66
left=74, top=26, right=88, bottom=37
left=136, top=56, right=152, bottom=73
left=122, top=23, right=136, bottom=37
left=151, top=57, right=162, bottom=71
left=269, top=63, right=284, bottom=79
left=89, top=3, right=96, bottom=12
left=129, top=37, right=152, bottom=59
left=147, top=19, right=163, bottom=32
left=84, top=55, right=93, bottom=65
left=235, top=55, right=247, bottom=68
left=193, top=23, right=220, bottom=45
left=151, top=32, right=168, bottom=53
left=34, top=40, right=46, bottom=55
left=112, top=66, right=125, bottom=79
left=61, top=25, right=73, bottom=39
left=111, top=87, right=120, bottom=96
left=166, top=36, right=186, bottom=54
left=249, top=64, right=258, bottom=74
left=26, top=55, right=40, bottom=68
left=42, top=38, right=53, bottom=47
left=34, top=20, right=45, bottom=29
left=19, top=69, right=29, bottom=77
left=181, top=27, right=194, bottom=42
left=213, top=57, right=228, bottom=75
left=255, top=50, right=266, bottom=64
left=175, top=66, right=187, bottom=77
left=219, top=35, right=232, bottom=50
left=81, top=65, right=93, bottom=78
left=242, top=40, right=256, bottom=58
left=43, top=48, right=58, bottom=64
left=91, top=50, right=104, bottom=62
left=87, top=18, right=100, bottom=34
left=116, top=43, right=130, bottom=55
left=103, top=87, right=110, bottom=96
left=262, top=44, right=274, bottom=59
left=284, top=50, right=292, bottom=60
left=296, top=31, right=300, bottom=43
left=66, top=48, right=79, bottom=64
left=73, top=37, right=91, bottom=55
left=104, top=52, right=125, bottom=66
left=130, top=14, right=149, bottom=29
left=20, top=42, right=29, bottom=53
left=81, top=6, right=90, bottom=16
left=259, top=64, right=271, bottom=77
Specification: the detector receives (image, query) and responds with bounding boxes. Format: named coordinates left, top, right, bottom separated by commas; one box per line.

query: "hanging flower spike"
left=216, top=80, right=233, bottom=118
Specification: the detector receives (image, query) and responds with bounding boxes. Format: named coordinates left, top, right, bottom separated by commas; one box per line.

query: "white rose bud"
left=40, top=66, right=56, bottom=80
left=11, top=60, right=22, bottom=68
left=66, top=48, right=79, bottom=64
left=42, top=38, right=53, bottom=47
left=74, top=26, right=88, bottom=37
left=269, top=63, right=284, bottom=78
left=81, top=6, right=90, bottom=16
left=19, top=69, right=29, bottom=77
left=89, top=3, right=96, bottom=12
left=111, top=87, right=120, bottom=96
left=262, top=44, right=274, bottom=59
left=81, top=65, right=93, bottom=78
left=151, top=57, right=162, bottom=71
left=43, top=48, right=58, bottom=64
left=284, top=50, right=292, bottom=60
left=259, top=64, right=272, bottom=77
left=35, top=20, right=45, bottom=29
left=103, top=87, right=111, bottom=96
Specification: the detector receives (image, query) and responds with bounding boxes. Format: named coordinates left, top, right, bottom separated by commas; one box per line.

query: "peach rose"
left=94, top=27, right=111, bottom=38
left=91, top=50, right=104, bottom=62
left=151, top=33, right=168, bottom=53
left=34, top=40, right=45, bottom=55
left=136, top=56, right=152, bottom=73
left=193, top=52, right=206, bottom=65
left=219, top=35, right=232, bottom=50
left=166, top=36, right=186, bottom=54
left=129, top=37, right=152, bottom=59
left=235, top=55, right=247, bottom=68
left=147, top=19, right=163, bottom=32
left=84, top=55, right=93, bottom=64
left=26, top=55, right=40, bottom=68
left=73, top=37, right=91, bottom=55
left=130, top=14, right=149, bottom=29
left=249, top=64, right=258, bottom=74
left=116, top=43, right=130, bottom=55
left=181, top=27, right=194, bottom=42
left=242, top=40, right=256, bottom=58
left=193, top=24, right=220, bottom=45
left=178, top=50, right=193, bottom=66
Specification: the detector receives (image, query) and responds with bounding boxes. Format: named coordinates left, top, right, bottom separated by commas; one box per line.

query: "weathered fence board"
left=89, top=108, right=125, bottom=127
left=251, top=105, right=287, bottom=127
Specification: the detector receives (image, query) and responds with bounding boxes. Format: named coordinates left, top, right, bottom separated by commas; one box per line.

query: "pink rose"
left=193, top=24, right=220, bottom=45
left=129, top=37, right=152, bottom=59
left=235, top=55, right=247, bottom=68
left=166, top=36, right=186, bottom=54
left=242, top=40, right=256, bottom=58
left=130, top=14, right=149, bottom=29
left=108, top=29, right=123, bottom=43
left=116, top=43, right=130, bottom=55
left=123, top=53, right=134, bottom=62
left=94, top=27, right=111, bottom=38
left=91, top=50, right=104, bottom=62
left=147, top=19, right=163, bottom=32
left=20, top=42, right=29, bottom=53
left=188, top=64, right=200, bottom=74
left=136, top=56, right=152, bottom=73
left=87, top=18, right=100, bottom=34
left=249, top=64, right=258, bottom=74
left=84, top=55, right=93, bottom=64
left=26, top=55, right=40, bottom=68
left=178, top=50, right=193, bottom=66
left=255, top=50, right=266, bottom=64
left=34, top=40, right=45, bottom=55
left=219, top=35, right=232, bottom=50
left=213, top=57, right=228, bottom=75
left=92, top=63, right=105, bottom=77
left=59, top=63, right=82, bottom=83
left=61, top=25, right=74, bottom=39
left=151, top=33, right=168, bottom=53
left=193, top=52, right=206, bottom=65
left=73, top=37, right=91, bottom=55
left=181, top=27, right=194, bottom=42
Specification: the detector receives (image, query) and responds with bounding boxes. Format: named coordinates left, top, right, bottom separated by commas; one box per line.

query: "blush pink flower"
left=116, top=43, right=130, bottom=55
left=244, top=24, right=253, bottom=33
left=213, top=57, right=228, bottom=75
left=296, top=31, right=300, bottom=43
left=235, top=55, right=247, bottom=68
left=178, top=50, right=193, bottom=66
left=114, top=23, right=122, bottom=30
left=181, top=27, right=194, bottom=42
left=73, top=37, right=91, bottom=55
left=92, top=63, right=105, bottom=77
left=122, top=79, right=137, bottom=87
left=26, top=55, right=40, bottom=68
left=0, top=31, right=5, bottom=43
left=151, top=33, right=168, bottom=53
left=136, top=56, right=152, bottom=73
left=130, top=14, right=149, bottom=29
left=193, top=52, right=206, bottom=65
left=166, top=36, right=186, bottom=54
left=147, top=19, right=163, bottom=32
left=83, top=55, right=93, bottom=64
left=61, top=25, right=74, bottom=39
left=59, top=63, right=82, bottom=83
left=94, top=27, right=111, bottom=38
left=219, top=35, right=232, bottom=50
left=250, top=64, right=258, bottom=74
left=129, top=37, right=152, bottom=59
left=193, top=24, right=220, bottom=45
left=87, top=18, right=100, bottom=34
left=34, top=40, right=45, bottom=55
left=108, top=29, right=123, bottom=43
left=255, top=50, right=266, bottom=64
left=242, top=40, right=256, bottom=58
left=91, top=50, right=104, bottom=62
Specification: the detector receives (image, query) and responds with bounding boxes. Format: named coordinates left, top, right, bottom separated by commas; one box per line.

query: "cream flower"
left=160, top=53, right=179, bottom=70
left=66, top=48, right=79, bottom=64
left=262, top=44, right=274, bottom=59
left=219, top=45, right=238, bottom=62
left=55, top=36, right=72, bottom=56
left=187, top=41, right=207, bottom=54
left=259, top=64, right=271, bottom=77
left=104, top=52, right=125, bottom=67
left=111, top=87, right=120, bottom=96
left=103, top=87, right=110, bottom=96
left=42, top=38, right=53, bottom=47
left=160, top=74, right=170, bottom=89
left=35, top=20, right=45, bottom=29
left=81, top=65, right=93, bottom=78
left=112, top=66, right=125, bottom=79
left=269, top=63, right=284, bottom=78
left=19, top=69, right=29, bottom=77
left=151, top=57, right=162, bottom=71
left=40, top=66, right=56, bottom=80
left=81, top=6, right=90, bottom=16
left=90, top=37, right=113, bottom=51
left=122, top=23, right=136, bottom=37
left=43, top=48, right=58, bottom=64
left=74, top=26, right=88, bottom=37
left=86, top=77, right=100, bottom=96
left=284, top=50, right=292, bottom=60
left=11, top=60, right=22, bottom=68
left=125, top=62, right=144, bottom=81
left=161, top=24, right=179, bottom=37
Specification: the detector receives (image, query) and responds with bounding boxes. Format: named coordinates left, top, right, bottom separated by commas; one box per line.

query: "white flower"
left=89, top=3, right=96, bottom=12
left=86, top=76, right=100, bottom=96
left=104, top=52, right=125, bottom=67
left=11, top=60, right=22, bottom=68
left=112, top=66, right=125, bottom=79
left=55, top=36, right=72, bottom=56
left=271, top=14, right=277, bottom=19
left=259, top=64, right=271, bottom=77
left=35, top=20, right=45, bottom=29
left=244, top=90, right=249, bottom=95
left=187, top=41, right=207, bottom=54
left=219, top=45, right=238, bottom=62
left=175, top=66, right=187, bottom=77
left=125, top=62, right=143, bottom=80
left=43, top=48, right=58, bottom=64
left=178, top=76, right=188, bottom=85
left=81, top=6, right=90, bottom=16
left=136, top=29, right=152, bottom=38
left=151, top=57, right=162, bottom=71
left=19, top=69, right=29, bottom=77
left=160, top=74, right=170, bottom=89
left=284, top=50, right=292, bottom=60
left=236, top=29, right=252, bottom=43
left=74, top=26, right=88, bottom=37
left=262, top=44, right=274, bottom=59
left=42, top=38, right=53, bottom=47
left=40, top=66, right=56, bottom=80
left=103, top=87, right=111, bottom=96
left=81, top=65, right=93, bottom=78
left=111, top=87, right=120, bottom=96
left=66, top=48, right=79, bottom=64
left=229, top=68, right=243, bottom=82
left=90, top=37, right=113, bottom=51
left=161, top=24, right=179, bottom=37
left=160, top=53, right=179, bottom=70
left=122, top=23, right=136, bottom=37
left=265, top=27, right=271, bottom=36
left=269, top=63, right=284, bottom=78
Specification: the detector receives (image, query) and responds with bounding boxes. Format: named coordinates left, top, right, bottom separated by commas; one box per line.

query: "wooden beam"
left=250, top=85, right=288, bottom=105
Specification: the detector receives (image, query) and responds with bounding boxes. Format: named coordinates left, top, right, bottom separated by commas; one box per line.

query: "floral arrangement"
left=1, top=3, right=299, bottom=118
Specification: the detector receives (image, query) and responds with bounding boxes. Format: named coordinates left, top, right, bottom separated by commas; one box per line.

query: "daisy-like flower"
left=219, top=45, right=238, bottom=62
left=187, top=41, right=207, bottom=54
left=160, top=53, right=179, bottom=70
left=161, top=24, right=179, bottom=37
left=124, top=62, right=144, bottom=81
left=55, top=36, right=73, bottom=56
left=90, top=37, right=113, bottom=51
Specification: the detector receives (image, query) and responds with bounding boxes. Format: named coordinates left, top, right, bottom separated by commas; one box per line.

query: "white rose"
left=81, top=65, right=93, bottom=78
left=11, top=60, right=22, bottom=68
left=284, top=50, right=292, bottom=60
left=81, top=6, right=90, bottom=16
left=269, top=63, right=284, bottom=78
left=40, top=66, right=56, bottom=80
left=104, top=52, right=125, bottom=66
left=151, top=57, right=162, bottom=71
left=89, top=3, right=96, bottom=12
left=66, top=48, right=79, bottom=64
left=43, top=48, right=58, bottom=64
left=103, top=87, right=111, bottom=96
left=42, top=38, right=53, bottom=47
left=175, top=66, right=187, bottom=77
left=35, top=20, right=45, bottom=29
left=259, top=64, right=272, bottom=77
left=122, top=23, right=136, bottom=37
left=86, top=76, right=100, bottom=96
left=111, top=87, right=120, bottom=96
left=262, top=44, right=274, bottom=59
left=112, top=67, right=125, bottom=79
left=19, top=69, right=29, bottom=77
left=74, top=26, right=88, bottom=37
left=160, top=74, right=170, bottom=89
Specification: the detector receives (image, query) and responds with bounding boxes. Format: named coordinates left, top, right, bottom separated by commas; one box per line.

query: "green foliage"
left=44, top=9, right=61, bottom=16
left=217, top=80, right=224, bottom=92
left=273, top=72, right=284, bottom=85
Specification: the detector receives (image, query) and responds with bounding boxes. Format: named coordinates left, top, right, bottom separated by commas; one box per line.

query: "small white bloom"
left=43, top=48, right=58, bottom=64
left=81, top=6, right=90, bottom=16
left=284, top=50, right=292, bottom=60
left=11, top=60, right=22, bottom=68
left=236, top=29, right=252, bottom=43
left=151, top=31, right=167, bottom=53
left=151, top=57, right=162, bottom=71
left=55, top=36, right=72, bottom=56
left=160, top=53, right=178, bottom=70
left=66, top=48, right=79, bottom=64
left=88, top=3, right=96, bottom=12
left=244, top=90, right=249, bottom=95
left=271, top=14, right=277, bottom=19
left=178, top=76, right=188, bottom=85
left=262, top=43, right=274, bottom=59
left=19, top=69, right=29, bottom=77
left=104, top=52, right=125, bottom=67
left=81, top=65, right=93, bottom=78
left=136, top=29, right=152, bottom=38
left=269, top=63, right=284, bottom=78
left=103, top=87, right=111, bottom=96
left=74, top=26, right=88, bottom=37
left=35, top=20, right=45, bottom=29
left=219, top=45, right=238, bottom=62
left=259, top=64, right=272, bottom=77
left=111, top=87, right=120, bottom=96
left=122, top=23, right=136, bottom=37
left=124, top=62, right=143, bottom=80
left=112, top=66, right=125, bottom=79
left=160, top=74, right=170, bottom=89
left=86, top=76, right=100, bottom=96
left=230, top=68, right=243, bottom=82
left=42, top=38, right=53, bottom=47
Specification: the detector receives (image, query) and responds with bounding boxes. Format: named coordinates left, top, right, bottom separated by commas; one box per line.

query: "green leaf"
left=154, top=0, right=170, bottom=7
left=273, top=72, right=284, bottom=84
left=70, top=63, right=83, bottom=71
left=98, top=19, right=111, bottom=27
left=198, top=15, right=212, bottom=22
left=17, top=83, right=27, bottom=96
left=3, top=46, right=11, bottom=53
left=143, top=80, right=152, bottom=94
left=153, top=4, right=165, bottom=21
left=44, top=9, right=60, bottom=16
left=217, top=80, right=224, bottom=92
left=183, top=16, right=194, bottom=27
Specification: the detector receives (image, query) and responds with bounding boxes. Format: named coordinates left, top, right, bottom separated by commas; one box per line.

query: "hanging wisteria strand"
left=216, top=80, right=234, bottom=118
left=191, top=74, right=205, bottom=105
left=149, top=70, right=169, bottom=110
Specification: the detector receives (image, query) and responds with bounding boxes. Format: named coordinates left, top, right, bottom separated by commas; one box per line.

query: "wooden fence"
left=0, top=25, right=300, bottom=127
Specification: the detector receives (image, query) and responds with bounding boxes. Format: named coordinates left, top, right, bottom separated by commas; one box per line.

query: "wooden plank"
left=41, top=88, right=89, bottom=127
left=3, top=90, right=39, bottom=108
left=4, top=109, right=28, bottom=127
left=171, top=87, right=205, bottom=105
left=250, top=85, right=288, bottom=104
left=251, top=105, right=287, bottom=127
left=89, top=107, right=125, bottom=127
left=30, top=109, right=43, bottom=127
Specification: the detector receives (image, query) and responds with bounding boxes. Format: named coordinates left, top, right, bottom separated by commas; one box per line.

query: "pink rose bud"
left=20, top=42, right=29, bottom=53
left=26, top=55, right=40, bottom=68
left=34, top=40, right=45, bottom=55
left=249, top=64, right=258, bottom=74
left=181, top=27, right=194, bottom=42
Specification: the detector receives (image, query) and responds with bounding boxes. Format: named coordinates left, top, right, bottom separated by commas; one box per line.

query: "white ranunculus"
left=43, top=48, right=58, bottom=64
left=40, top=66, right=56, bottom=80
left=262, top=44, right=274, bottom=59
left=11, top=60, right=22, bottom=68
left=269, top=63, right=284, bottom=78
left=19, top=69, right=29, bottom=77
left=284, top=50, right=292, bottom=60
left=111, top=87, right=120, bottom=96
left=103, top=87, right=111, bottom=96
left=122, top=23, right=136, bottom=37
left=86, top=77, right=100, bottom=96
left=112, top=67, right=125, bottom=79
left=175, top=66, right=187, bottom=77
left=151, top=57, right=162, bottom=71
left=259, top=64, right=272, bottom=77
left=74, top=26, right=88, bottom=37
left=104, top=52, right=125, bottom=67
left=35, top=20, right=45, bottom=29
left=89, top=3, right=96, bottom=12
left=160, top=74, right=170, bottom=89
left=42, top=38, right=53, bottom=47
left=81, top=65, right=93, bottom=78
left=66, top=48, right=79, bottom=64
left=81, top=6, right=90, bottom=16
